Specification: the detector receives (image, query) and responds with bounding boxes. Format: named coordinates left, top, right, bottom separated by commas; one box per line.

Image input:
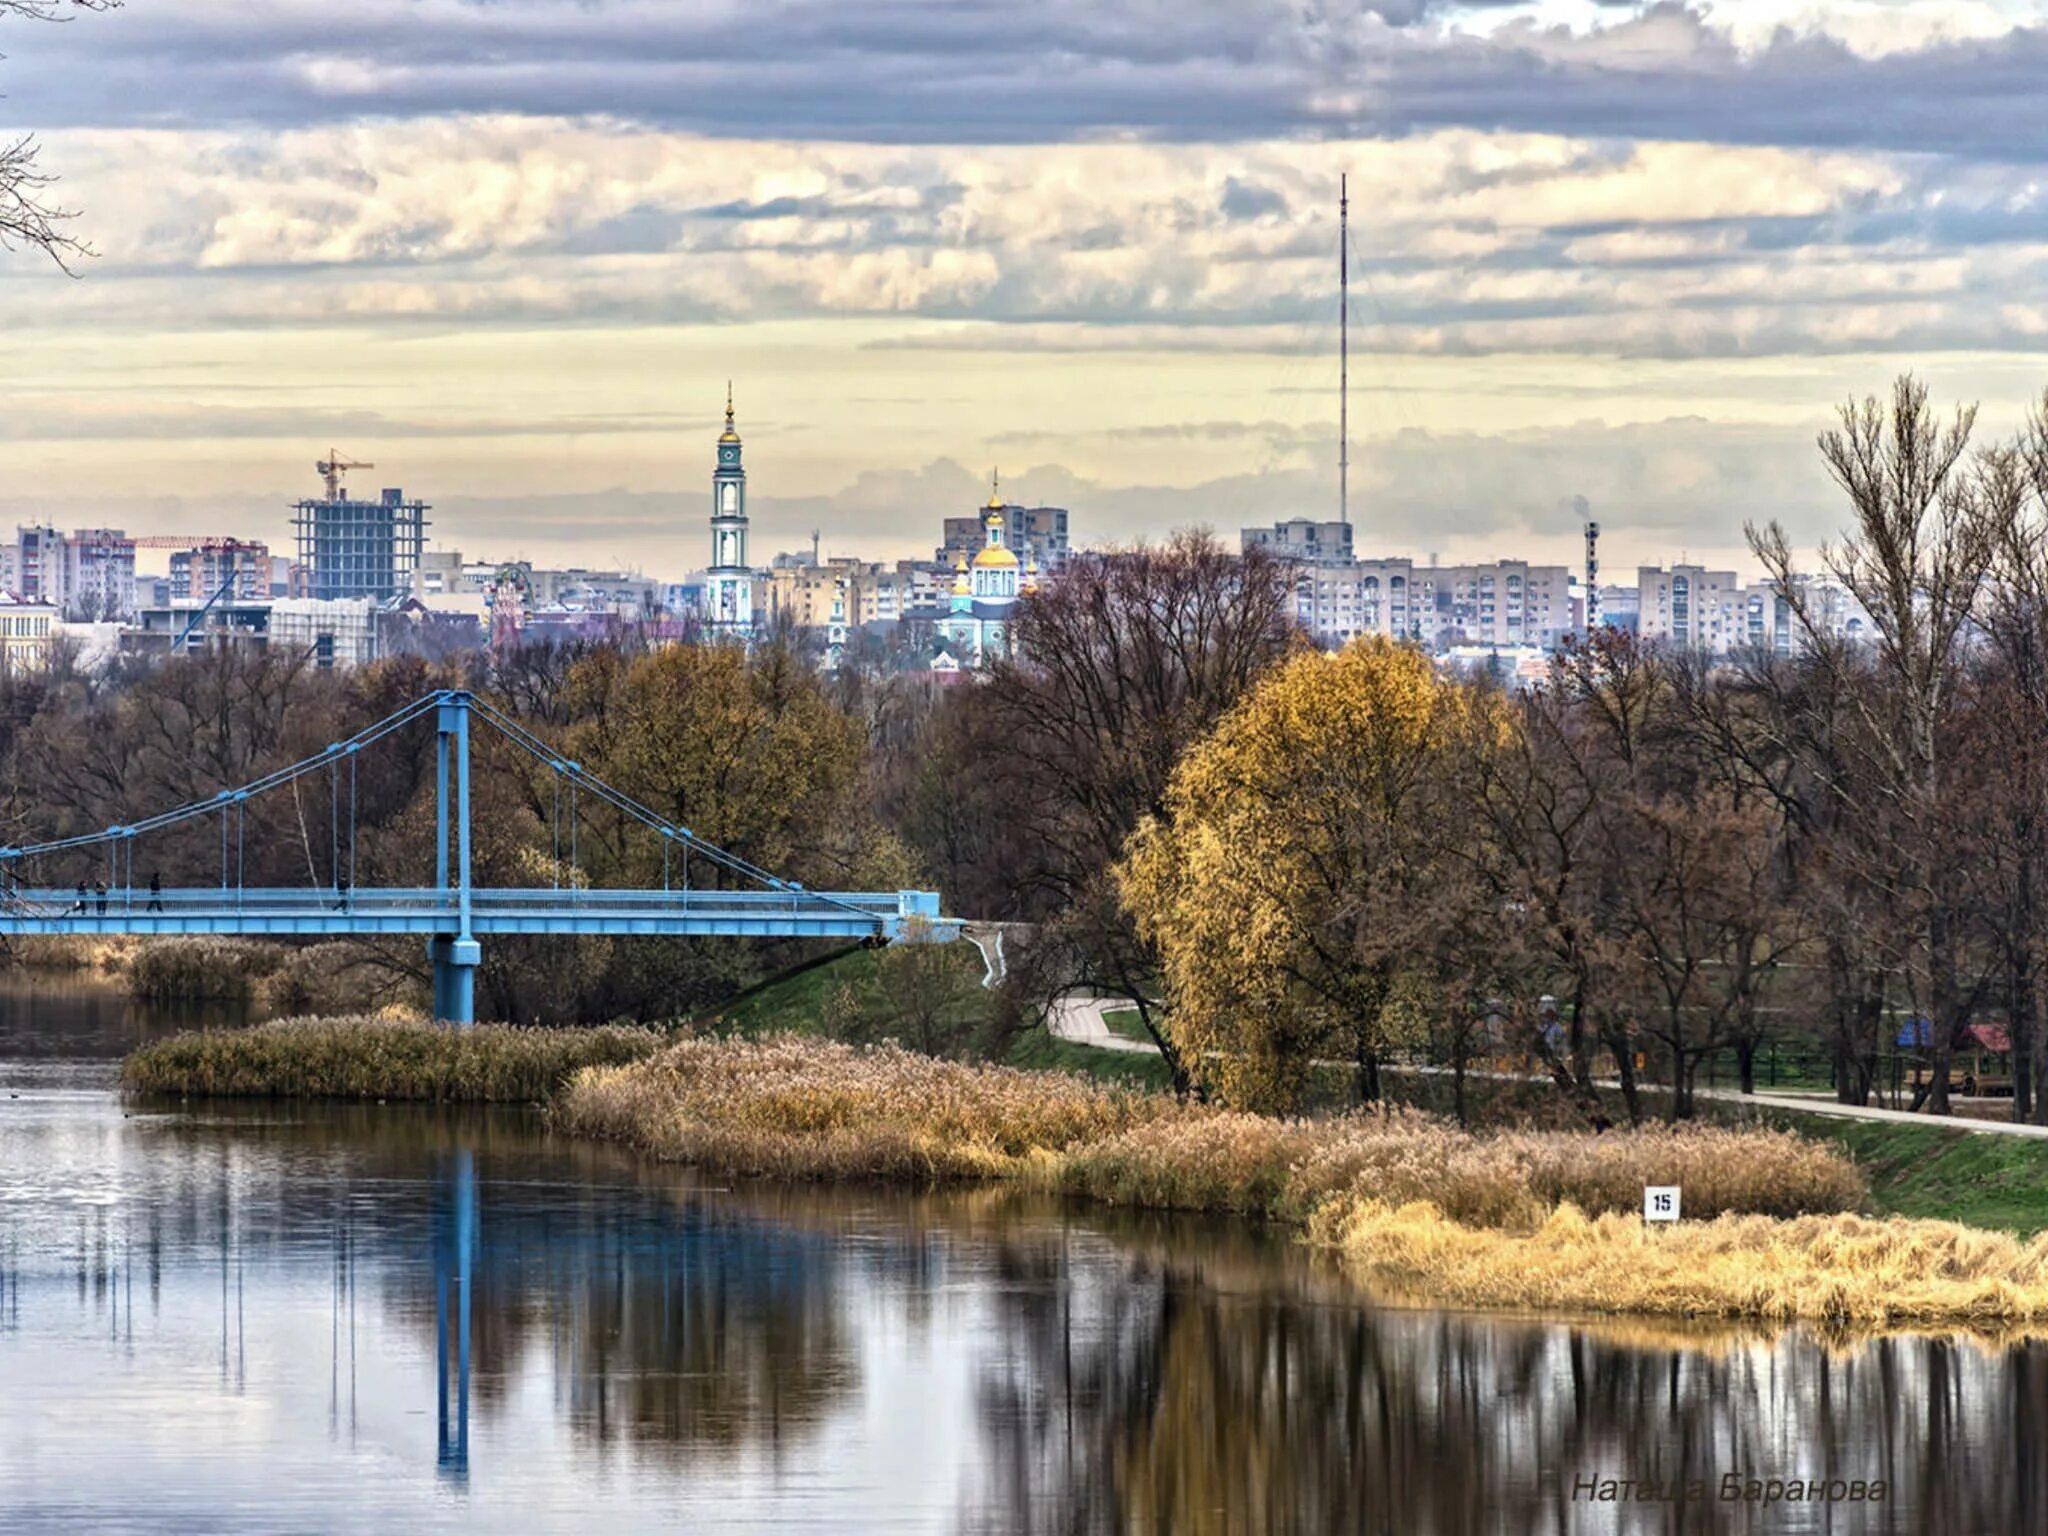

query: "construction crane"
left=173, top=570, right=242, bottom=651
left=129, top=535, right=248, bottom=550
left=315, top=450, right=373, bottom=501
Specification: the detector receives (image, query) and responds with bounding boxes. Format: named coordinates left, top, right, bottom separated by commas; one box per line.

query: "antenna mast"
left=1339, top=172, right=1349, bottom=527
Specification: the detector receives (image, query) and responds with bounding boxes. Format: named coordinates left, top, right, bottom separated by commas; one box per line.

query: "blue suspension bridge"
left=0, top=690, right=954, bottom=1023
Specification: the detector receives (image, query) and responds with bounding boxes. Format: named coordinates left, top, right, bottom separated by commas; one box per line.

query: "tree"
left=1461, top=652, right=1636, bottom=1128
left=958, top=533, right=1302, bottom=1091
left=1974, top=410, right=2048, bottom=1121
left=1117, top=639, right=1467, bottom=1112
left=1, top=1, right=118, bottom=269
left=1751, top=374, right=2001, bottom=1113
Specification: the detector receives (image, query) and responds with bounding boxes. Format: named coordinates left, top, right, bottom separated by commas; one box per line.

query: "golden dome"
left=720, top=381, right=741, bottom=444
left=973, top=543, right=1020, bottom=570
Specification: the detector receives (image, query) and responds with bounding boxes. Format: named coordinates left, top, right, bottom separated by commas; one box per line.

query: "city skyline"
left=9, top=1, right=2048, bottom=574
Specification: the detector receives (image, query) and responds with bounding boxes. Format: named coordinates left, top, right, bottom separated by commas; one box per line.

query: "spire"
left=719, top=381, right=742, bottom=446
left=986, top=467, right=1003, bottom=511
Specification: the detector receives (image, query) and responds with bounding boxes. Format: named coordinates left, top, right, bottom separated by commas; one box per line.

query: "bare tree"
left=0, top=1, right=119, bottom=270
left=1750, top=374, right=2001, bottom=1113
left=966, top=533, right=1302, bottom=1090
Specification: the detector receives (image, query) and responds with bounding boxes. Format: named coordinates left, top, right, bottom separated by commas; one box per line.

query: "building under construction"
left=291, top=453, right=428, bottom=602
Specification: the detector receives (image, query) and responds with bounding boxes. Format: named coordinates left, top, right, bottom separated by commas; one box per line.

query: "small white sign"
left=1644, top=1185, right=1681, bottom=1223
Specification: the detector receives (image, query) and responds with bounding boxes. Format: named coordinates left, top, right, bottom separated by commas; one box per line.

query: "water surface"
left=0, top=980, right=2040, bottom=1533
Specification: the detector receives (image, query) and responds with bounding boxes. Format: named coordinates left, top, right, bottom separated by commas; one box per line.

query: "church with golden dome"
left=938, top=473, right=1039, bottom=666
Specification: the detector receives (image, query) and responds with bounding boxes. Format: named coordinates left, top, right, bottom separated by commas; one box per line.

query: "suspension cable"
left=329, top=757, right=339, bottom=890
left=348, top=749, right=358, bottom=895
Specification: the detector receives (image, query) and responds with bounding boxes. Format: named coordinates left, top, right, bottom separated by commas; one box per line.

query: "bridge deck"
left=0, top=887, right=942, bottom=941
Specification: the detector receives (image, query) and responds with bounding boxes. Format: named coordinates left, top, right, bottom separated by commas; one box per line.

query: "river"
left=0, top=976, right=2041, bottom=1534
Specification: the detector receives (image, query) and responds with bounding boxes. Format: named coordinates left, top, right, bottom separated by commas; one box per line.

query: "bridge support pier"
left=430, top=936, right=482, bottom=1026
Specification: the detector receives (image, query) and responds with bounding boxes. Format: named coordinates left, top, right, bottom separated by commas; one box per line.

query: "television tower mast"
left=1339, top=172, right=1349, bottom=527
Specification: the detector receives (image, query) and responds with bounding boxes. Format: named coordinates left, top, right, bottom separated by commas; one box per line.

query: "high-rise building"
left=1635, top=565, right=1743, bottom=652
left=58, top=528, right=136, bottom=621
left=941, top=488, right=1070, bottom=572
left=1275, top=550, right=1575, bottom=651
left=168, top=538, right=270, bottom=605
left=705, top=386, right=754, bottom=639
left=1241, top=518, right=1355, bottom=566
left=12, top=525, right=62, bottom=607
left=291, top=477, right=428, bottom=602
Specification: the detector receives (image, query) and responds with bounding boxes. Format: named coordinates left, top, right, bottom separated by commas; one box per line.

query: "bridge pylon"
left=432, top=691, right=482, bottom=1025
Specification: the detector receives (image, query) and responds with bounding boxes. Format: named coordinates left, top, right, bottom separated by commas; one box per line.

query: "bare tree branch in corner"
left=0, top=0, right=119, bottom=271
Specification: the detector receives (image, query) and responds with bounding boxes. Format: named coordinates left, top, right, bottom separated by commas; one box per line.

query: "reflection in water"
left=436, top=1150, right=474, bottom=1481
left=0, top=1007, right=2044, bottom=1531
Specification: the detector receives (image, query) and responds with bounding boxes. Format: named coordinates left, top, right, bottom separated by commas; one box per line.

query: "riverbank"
left=127, top=1018, right=2048, bottom=1327
left=554, top=1035, right=2048, bottom=1328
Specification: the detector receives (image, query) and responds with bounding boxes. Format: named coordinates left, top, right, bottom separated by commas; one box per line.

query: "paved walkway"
left=1397, top=1063, right=2048, bottom=1140
left=1698, top=1085, right=2048, bottom=1139
left=964, top=930, right=1164, bottom=1057
left=1043, top=992, right=1163, bottom=1055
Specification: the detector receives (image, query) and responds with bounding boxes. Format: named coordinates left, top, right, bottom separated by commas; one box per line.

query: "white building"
left=268, top=598, right=378, bottom=668
left=1276, top=551, right=1576, bottom=652
left=1635, top=565, right=1746, bottom=652
left=0, top=592, right=58, bottom=671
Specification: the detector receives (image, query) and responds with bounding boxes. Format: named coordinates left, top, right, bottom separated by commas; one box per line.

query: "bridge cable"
left=329, top=759, right=339, bottom=893
left=466, top=698, right=873, bottom=915
left=0, top=693, right=442, bottom=866
left=348, top=752, right=358, bottom=897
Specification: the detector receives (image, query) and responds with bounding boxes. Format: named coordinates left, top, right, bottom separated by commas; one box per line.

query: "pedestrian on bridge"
left=147, top=873, right=163, bottom=914
left=71, top=883, right=86, bottom=915
left=94, top=880, right=108, bottom=916
left=334, top=874, right=350, bottom=914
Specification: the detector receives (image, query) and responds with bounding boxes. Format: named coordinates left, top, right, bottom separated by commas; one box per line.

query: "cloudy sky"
left=4, top=0, right=2048, bottom=575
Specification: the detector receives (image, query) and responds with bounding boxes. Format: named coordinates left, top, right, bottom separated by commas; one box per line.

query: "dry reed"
left=124, top=1015, right=663, bottom=1102
left=556, top=1034, right=1163, bottom=1180
left=555, top=1035, right=1864, bottom=1219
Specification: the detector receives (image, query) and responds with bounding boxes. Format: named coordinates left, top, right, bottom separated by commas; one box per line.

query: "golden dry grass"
left=557, top=1035, right=1864, bottom=1217
left=555, top=1034, right=1164, bottom=1180
left=1310, top=1198, right=2048, bottom=1327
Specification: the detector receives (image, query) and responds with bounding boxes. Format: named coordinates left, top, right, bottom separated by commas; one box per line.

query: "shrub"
left=128, top=937, right=286, bottom=1004
left=257, top=942, right=421, bottom=1017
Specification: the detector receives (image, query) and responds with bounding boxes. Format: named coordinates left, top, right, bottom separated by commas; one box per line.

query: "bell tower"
left=706, top=382, right=753, bottom=639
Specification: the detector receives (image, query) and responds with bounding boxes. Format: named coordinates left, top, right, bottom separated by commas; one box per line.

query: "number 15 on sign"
left=1644, top=1186, right=1680, bottom=1223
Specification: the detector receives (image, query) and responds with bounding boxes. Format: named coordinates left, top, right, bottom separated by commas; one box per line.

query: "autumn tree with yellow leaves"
left=1117, top=639, right=1481, bottom=1112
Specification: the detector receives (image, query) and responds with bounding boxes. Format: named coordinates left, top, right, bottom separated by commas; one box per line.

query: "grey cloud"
left=0, top=399, right=706, bottom=441
left=1220, top=177, right=1287, bottom=220
left=7, top=0, right=2048, bottom=164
